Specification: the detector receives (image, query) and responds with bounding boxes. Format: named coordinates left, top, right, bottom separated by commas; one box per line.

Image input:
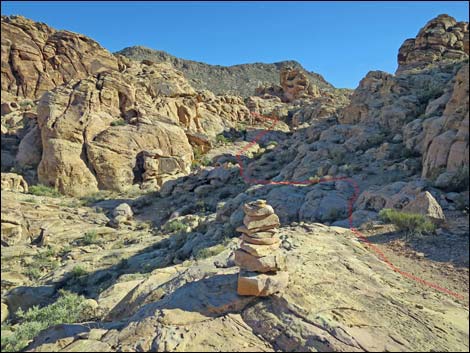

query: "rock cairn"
left=235, top=200, right=288, bottom=296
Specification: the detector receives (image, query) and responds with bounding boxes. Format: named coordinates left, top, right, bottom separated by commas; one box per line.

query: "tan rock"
left=243, top=213, right=280, bottom=231
left=403, top=191, right=446, bottom=223
left=240, top=241, right=280, bottom=258
left=1, top=173, right=28, bottom=193
left=240, top=234, right=280, bottom=245
left=397, top=14, right=468, bottom=73
left=236, top=226, right=277, bottom=237
left=1, top=15, right=119, bottom=99
left=280, top=67, right=320, bottom=102
left=237, top=271, right=289, bottom=297
left=234, top=249, right=286, bottom=273
left=36, top=71, right=194, bottom=196
left=243, top=200, right=274, bottom=217
left=1, top=302, right=8, bottom=323
left=422, top=65, right=469, bottom=179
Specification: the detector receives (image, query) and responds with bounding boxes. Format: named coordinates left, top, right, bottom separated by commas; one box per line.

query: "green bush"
left=27, top=248, right=59, bottom=276
left=25, top=267, right=42, bottom=281
left=1, top=290, right=89, bottom=352
left=215, top=134, right=230, bottom=145
left=80, top=230, right=100, bottom=245
left=165, top=220, right=187, bottom=233
left=29, top=184, right=62, bottom=198
left=379, top=208, right=436, bottom=235
left=110, top=118, right=126, bottom=126
left=71, top=265, right=88, bottom=278
left=417, top=86, right=444, bottom=105
left=194, top=244, right=226, bottom=260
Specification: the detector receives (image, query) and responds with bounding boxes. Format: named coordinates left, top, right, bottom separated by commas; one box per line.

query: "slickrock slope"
left=116, top=46, right=334, bottom=96
left=18, top=220, right=469, bottom=352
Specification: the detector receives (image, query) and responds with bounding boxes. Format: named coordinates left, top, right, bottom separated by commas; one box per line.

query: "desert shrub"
left=79, top=230, right=100, bottom=245
left=194, top=244, right=226, bottom=260
left=0, top=290, right=89, bottom=352
left=25, top=267, right=42, bottom=281
left=215, top=133, right=230, bottom=145
left=110, top=118, right=126, bottom=126
left=58, top=245, right=72, bottom=257
left=79, top=190, right=115, bottom=206
left=191, top=147, right=212, bottom=170
left=71, top=265, right=88, bottom=278
left=417, top=86, right=444, bottom=106
left=236, top=122, right=248, bottom=133
left=28, top=248, right=59, bottom=276
left=19, top=99, right=34, bottom=108
left=379, top=208, right=435, bottom=235
left=29, top=184, right=62, bottom=198
left=165, top=219, right=187, bottom=233
left=363, top=133, right=386, bottom=150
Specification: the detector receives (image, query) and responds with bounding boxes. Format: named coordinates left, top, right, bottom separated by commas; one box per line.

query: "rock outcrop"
left=421, top=64, right=469, bottom=180
left=397, top=14, right=469, bottom=74
left=36, top=67, right=194, bottom=196
left=256, top=66, right=321, bottom=103
left=403, top=191, right=445, bottom=223
left=1, top=15, right=118, bottom=99
left=117, top=46, right=334, bottom=96
left=1, top=172, right=28, bottom=193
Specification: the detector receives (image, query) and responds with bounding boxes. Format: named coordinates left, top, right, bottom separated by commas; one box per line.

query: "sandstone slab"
left=238, top=271, right=289, bottom=297
left=243, top=213, right=280, bottom=232
left=234, top=249, right=286, bottom=273
left=240, top=241, right=280, bottom=258
left=240, top=234, right=280, bottom=246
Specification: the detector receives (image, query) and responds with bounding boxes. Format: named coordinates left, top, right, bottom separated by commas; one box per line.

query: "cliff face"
left=116, top=46, right=334, bottom=96
left=1, top=15, right=118, bottom=99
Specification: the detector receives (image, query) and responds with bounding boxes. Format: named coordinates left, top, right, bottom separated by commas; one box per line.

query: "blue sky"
left=2, top=1, right=469, bottom=88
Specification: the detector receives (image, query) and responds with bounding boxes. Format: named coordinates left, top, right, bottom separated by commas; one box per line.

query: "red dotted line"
left=235, top=112, right=465, bottom=302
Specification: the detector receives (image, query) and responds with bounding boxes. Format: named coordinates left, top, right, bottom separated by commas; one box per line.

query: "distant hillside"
left=115, top=46, right=334, bottom=96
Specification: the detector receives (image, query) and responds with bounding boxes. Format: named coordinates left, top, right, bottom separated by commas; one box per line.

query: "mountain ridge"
left=116, top=45, right=334, bottom=96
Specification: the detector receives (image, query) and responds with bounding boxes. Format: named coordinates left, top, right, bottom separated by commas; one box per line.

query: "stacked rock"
left=235, top=200, right=288, bottom=296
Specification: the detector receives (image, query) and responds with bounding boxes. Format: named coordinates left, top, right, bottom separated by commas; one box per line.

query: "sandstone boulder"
left=237, top=271, right=289, bottom=297
left=240, top=241, right=280, bottom=258
left=1, top=172, right=28, bottom=192
left=1, top=15, right=118, bottom=99
left=243, top=213, right=280, bottom=232
left=403, top=191, right=446, bottom=223
left=1, top=302, right=8, bottom=323
left=397, top=14, right=469, bottom=73
left=234, top=250, right=287, bottom=273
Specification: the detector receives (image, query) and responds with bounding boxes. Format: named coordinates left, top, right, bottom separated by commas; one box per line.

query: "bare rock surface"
left=21, top=223, right=469, bottom=352
left=1, top=15, right=118, bottom=99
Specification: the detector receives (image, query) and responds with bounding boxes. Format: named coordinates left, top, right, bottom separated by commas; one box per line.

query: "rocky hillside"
left=1, top=13, right=469, bottom=353
left=116, top=46, right=334, bottom=96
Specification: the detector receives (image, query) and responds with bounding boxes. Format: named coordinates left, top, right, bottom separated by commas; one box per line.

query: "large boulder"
left=402, top=191, right=445, bottom=223
left=397, top=15, right=469, bottom=74
left=36, top=69, right=194, bottom=196
left=1, top=172, right=28, bottom=193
